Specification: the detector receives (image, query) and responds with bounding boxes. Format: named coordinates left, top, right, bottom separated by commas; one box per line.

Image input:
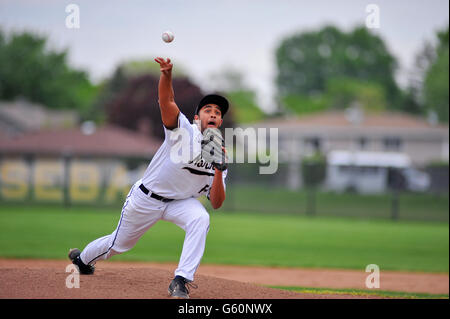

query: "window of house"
left=304, top=137, right=321, bottom=152
left=358, top=137, right=369, bottom=150
left=383, top=137, right=402, bottom=151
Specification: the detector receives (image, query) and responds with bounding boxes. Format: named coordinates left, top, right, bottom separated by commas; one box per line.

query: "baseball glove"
left=201, top=128, right=228, bottom=171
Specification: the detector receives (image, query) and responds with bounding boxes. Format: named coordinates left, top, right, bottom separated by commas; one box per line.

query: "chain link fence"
left=211, top=162, right=449, bottom=223
left=0, top=155, right=448, bottom=222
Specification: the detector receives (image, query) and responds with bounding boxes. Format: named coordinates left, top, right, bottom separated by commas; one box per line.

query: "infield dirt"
left=0, top=259, right=447, bottom=299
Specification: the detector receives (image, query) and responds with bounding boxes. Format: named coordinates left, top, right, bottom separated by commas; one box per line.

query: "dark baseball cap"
left=195, top=94, right=229, bottom=117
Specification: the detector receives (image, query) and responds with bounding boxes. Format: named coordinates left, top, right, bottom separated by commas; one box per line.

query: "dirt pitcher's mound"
left=0, top=259, right=376, bottom=299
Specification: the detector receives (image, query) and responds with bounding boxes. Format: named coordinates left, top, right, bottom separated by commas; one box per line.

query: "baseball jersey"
left=141, top=112, right=227, bottom=200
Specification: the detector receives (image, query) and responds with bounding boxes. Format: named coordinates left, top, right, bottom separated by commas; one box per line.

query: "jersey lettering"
left=198, top=184, right=210, bottom=194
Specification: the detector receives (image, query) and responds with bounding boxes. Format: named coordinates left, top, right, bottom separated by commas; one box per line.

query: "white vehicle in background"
left=325, top=150, right=430, bottom=194
left=401, top=167, right=431, bottom=192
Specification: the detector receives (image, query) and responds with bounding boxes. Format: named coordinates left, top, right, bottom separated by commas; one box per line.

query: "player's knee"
left=105, top=249, right=120, bottom=259
left=201, top=212, right=210, bottom=225
left=107, top=243, right=134, bottom=257
left=193, top=212, right=210, bottom=230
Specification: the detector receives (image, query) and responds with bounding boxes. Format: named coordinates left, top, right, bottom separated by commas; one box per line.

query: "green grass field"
left=221, top=186, right=449, bottom=222
left=0, top=204, right=448, bottom=273
left=271, top=286, right=449, bottom=299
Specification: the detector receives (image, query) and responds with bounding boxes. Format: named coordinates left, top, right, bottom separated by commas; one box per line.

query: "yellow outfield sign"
left=0, top=158, right=146, bottom=204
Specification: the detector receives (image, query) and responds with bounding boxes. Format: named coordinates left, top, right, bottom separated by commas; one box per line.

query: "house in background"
left=0, top=100, right=79, bottom=137
left=244, top=109, right=449, bottom=191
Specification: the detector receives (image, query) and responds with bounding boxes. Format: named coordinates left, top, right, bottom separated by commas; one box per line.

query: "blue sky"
left=0, top=0, right=448, bottom=112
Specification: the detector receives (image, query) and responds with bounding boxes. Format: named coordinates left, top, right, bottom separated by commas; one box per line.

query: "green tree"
left=0, top=29, right=98, bottom=116
left=105, top=74, right=235, bottom=140
left=281, top=94, right=328, bottom=115
left=325, top=77, right=387, bottom=111
left=408, top=41, right=435, bottom=107
left=275, top=25, right=400, bottom=110
left=424, top=26, right=449, bottom=123
left=90, top=58, right=189, bottom=123
left=88, top=66, right=127, bottom=123
left=225, top=90, right=265, bottom=124
left=208, top=67, right=266, bottom=123
left=121, top=58, right=187, bottom=78
left=280, top=77, right=388, bottom=116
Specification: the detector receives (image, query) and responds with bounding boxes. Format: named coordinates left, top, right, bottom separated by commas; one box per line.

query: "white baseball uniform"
left=79, top=112, right=227, bottom=281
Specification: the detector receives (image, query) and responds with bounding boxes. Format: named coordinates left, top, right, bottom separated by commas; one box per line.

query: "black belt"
left=139, top=184, right=174, bottom=202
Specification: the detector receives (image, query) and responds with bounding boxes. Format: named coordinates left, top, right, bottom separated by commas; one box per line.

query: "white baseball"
left=162, top=31, right=174, bottom=43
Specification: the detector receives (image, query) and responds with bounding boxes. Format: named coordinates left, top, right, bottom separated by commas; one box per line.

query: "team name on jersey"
left=182, top=157, right=215, bottom=177
left=188, top=157, right=214, bottom=170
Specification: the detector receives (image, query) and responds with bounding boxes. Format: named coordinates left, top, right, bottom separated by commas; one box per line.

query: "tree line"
left=0, top=24, right=448, bottom=141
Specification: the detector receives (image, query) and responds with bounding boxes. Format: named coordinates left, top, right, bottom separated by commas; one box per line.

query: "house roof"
left=0, top=125, right=162, bottom=158
left=250, top=110, right=449, bottom=139
left=255, top=110, right=448, bottom=129
left=0, top=100, right=79, bottom=133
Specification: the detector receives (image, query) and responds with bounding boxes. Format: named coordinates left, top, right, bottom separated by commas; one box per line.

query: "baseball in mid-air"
left=162, top=31, right=174, bottom=43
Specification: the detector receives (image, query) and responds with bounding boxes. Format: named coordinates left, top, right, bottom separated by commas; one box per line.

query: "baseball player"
left=68, top=57, right=229, bottom=299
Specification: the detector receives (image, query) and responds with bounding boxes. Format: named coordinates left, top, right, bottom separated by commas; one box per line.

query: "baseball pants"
left=79, top=179, right=210, bottom=282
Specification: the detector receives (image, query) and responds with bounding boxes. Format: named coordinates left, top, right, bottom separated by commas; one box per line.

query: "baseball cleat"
left=168, top=275, right=197, bottom=299
left=68, top=248, right=95, bottom=275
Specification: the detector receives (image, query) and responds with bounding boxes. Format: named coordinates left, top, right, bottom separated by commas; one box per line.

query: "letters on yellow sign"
left=0, top=158, right=147, bottom=203
left=69, top=161, right=100, bottom=202
left=34, top=160, right=64, bottom=201
left=104, top=163, right=130, bottom=203
left=0, top=159, right=29, bottom=200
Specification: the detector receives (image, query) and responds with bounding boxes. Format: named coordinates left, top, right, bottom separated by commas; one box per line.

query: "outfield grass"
left=0, top=204, right=448, bottom=273
left=220, top=186, right=449, bottom=222
left=270, top=286, right=449, bottom=299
